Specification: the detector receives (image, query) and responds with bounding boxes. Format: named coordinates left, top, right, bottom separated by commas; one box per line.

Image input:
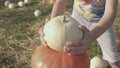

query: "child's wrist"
left=84, top=34, right=92, bottom=46
left=109, top=61, right=120, bottom=68
left=83, top=38, right=91, bottom=48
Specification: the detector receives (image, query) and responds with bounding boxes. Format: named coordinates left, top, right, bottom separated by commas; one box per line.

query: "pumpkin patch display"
left=31, top=15, right=90, bottom=68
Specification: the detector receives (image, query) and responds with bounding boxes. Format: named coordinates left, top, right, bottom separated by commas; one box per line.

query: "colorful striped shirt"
left=73, top=0, right=105, bottom=22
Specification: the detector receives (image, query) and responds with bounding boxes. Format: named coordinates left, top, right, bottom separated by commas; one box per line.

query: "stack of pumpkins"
left=31, top=14, right=117, bottom=68
left=31, top=15, right=90, bottom=68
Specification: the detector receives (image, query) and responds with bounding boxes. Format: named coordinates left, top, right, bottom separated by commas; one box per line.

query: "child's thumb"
left=79, top=25, right=89, bottom=36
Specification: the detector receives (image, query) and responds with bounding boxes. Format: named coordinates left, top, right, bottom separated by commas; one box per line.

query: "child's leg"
left=97, top=27, right=119, bottom=62
left=96, top=26, right=120, bottom=67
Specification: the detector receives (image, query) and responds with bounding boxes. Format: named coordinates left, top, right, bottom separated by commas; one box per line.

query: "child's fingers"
left=39, top=26, right=48, bottom=47
left=64, top=45, right=86, bottom=55
left=45, top=18, right=50, bottom=23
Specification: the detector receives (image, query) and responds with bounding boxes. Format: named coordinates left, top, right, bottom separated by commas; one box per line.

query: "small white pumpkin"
left=4, top=0, right=11, bottom=7
left=34, top=10, right=42, bottom=17
left=8, top=3, right=17, bottom=9
left=24, top=0, right=32, bottom=4
left=18, top=1, right=25, bottom=7
left=90, top=55, right=109, bottom=68
left=43, top=15, right=83, bottom=51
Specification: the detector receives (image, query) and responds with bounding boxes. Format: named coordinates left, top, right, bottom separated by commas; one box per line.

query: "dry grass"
left=0, top=0, right=73, bottom=68
left=0, top=0, right=51, bottom=68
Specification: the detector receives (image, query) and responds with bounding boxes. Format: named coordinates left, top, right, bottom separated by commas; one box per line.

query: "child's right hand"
left=39, top=18, right=50, bottom=47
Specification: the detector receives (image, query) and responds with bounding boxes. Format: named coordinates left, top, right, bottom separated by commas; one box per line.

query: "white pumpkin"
left=4, top=0, right=11, bottom=7
left=90, top=55, right=109, bottom=68
left=43, top=15, right=83, bottom=51
left=18, top=1, right=25, bottom=7
left=24, top=0, right=32, bottom=4
left=8, top=3, right=17, bottom=9
left=34, top=10, right=42, bottom=17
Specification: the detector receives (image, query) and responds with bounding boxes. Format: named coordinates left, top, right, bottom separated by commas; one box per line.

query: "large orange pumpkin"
left=31, top=46, right=90, bottom=68
left=31, top=15, right=90, bottom=68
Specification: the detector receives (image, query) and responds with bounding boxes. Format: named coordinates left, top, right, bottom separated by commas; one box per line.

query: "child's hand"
left=64, top=25, right=90, bottom=55
left=108, top=61, right=120, bottom=68
left=39, top=18, right=50, bottom=47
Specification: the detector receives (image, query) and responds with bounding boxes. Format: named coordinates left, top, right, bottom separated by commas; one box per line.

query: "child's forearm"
left=84, top=0, right=118, bottom=45
left=109, top=61, right=120, bottom=68
left=86, top=11, right=116, bottom=44
left=51, top=0, right=67, bottom=19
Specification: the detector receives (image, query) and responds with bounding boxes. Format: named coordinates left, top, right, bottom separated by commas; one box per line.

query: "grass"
left=0, top=0, right=120, bottom=68
left=0, top=0, right=51, bottom=68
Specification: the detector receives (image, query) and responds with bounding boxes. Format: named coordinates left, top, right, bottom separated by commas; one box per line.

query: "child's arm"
left=39, top=0, right=67, bottom=46
left=65, top=0, right=120, bottom=67
left=85, top=0, right=118, bottom=45
left=65, top=0, right=118, bottom=54
left=50, top=0, right=67, bottom=19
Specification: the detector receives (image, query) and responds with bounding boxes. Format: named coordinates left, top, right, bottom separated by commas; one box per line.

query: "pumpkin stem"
left=63, top=15, right=67, bottom=23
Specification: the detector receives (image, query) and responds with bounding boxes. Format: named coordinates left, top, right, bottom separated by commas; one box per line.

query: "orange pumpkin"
left=31, top=46, right=90, bottom=68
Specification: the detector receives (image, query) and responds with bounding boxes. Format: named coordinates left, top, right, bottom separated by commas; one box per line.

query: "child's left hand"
left=64, top=25, right=90, bottom=55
